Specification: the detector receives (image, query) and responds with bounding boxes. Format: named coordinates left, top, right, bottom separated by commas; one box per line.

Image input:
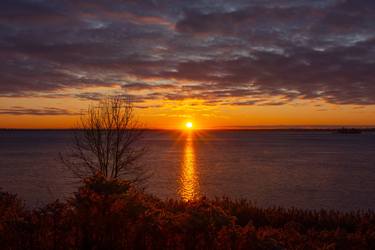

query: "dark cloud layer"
left=0, top=0, right=374, bottom=105
left=0, top=106, right=79, bottom=116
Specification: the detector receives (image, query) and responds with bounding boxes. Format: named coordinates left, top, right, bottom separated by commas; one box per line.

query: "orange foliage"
left=1, top=177, right=375, bottom=249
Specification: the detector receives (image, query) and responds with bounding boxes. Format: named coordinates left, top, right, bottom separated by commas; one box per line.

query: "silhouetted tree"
left=61, top=96, right=146, bottom=182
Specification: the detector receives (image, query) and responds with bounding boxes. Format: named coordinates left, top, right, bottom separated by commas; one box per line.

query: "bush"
left=0, top=178, right=374, bottom=249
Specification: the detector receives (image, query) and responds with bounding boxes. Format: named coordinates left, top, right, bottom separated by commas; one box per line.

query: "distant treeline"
left=1, top=175, right=374, bottom=249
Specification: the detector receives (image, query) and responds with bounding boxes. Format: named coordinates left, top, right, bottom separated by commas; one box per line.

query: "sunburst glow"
left=185, top=121, right=193, bottom=129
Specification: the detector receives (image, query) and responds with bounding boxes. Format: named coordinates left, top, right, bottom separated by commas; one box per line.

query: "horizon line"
left=1, top=125, right=375, bottom=131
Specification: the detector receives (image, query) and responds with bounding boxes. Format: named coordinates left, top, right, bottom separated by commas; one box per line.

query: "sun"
left=185, top=121, right=193, bottom=129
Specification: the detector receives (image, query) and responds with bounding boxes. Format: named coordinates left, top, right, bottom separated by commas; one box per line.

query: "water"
left=0, top=130, right=375, bottom=211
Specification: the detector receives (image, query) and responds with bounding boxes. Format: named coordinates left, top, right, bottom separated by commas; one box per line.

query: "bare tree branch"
left=60, top=96, right=147, bottom=183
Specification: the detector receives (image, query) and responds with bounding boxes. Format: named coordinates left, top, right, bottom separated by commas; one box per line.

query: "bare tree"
left=61, top=96, right=146, bottom=183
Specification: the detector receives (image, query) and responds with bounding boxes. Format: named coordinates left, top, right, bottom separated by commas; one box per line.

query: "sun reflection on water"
left=179, top=132, right=200, bottom=201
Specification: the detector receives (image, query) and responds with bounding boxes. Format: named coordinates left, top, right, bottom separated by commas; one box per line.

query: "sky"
left=0, top=0, right=375, bottom=129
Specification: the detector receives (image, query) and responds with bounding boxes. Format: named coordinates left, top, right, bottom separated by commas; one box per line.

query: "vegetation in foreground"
left=1, top=175, right=374, bottom=250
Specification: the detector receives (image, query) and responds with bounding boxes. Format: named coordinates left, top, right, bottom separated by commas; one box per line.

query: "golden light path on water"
left=179, top=131, right=200, bottom=201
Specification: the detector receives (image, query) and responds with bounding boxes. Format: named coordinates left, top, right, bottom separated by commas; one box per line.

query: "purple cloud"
left=0, top=0, right=374, bottom=106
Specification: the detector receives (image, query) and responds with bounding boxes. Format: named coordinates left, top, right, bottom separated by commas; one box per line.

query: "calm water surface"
left=1, top=130, right=375, bottom=210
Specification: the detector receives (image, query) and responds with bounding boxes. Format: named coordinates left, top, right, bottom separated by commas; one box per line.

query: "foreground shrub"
left=0, top=177, right=374, bottom=249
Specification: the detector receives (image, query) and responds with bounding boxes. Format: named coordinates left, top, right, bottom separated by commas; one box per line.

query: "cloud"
left=0, top=106, right=79, bottom=116
left=123, top=82, right=177, bottom=91
left=0, top=0, right=374, bottom=106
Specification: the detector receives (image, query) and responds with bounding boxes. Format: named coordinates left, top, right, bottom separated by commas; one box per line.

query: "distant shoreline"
left=1, top=127, right=375, bottom=132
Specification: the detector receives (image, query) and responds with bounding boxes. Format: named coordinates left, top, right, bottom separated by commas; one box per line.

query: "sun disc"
left=185, top=122, right=193, bottom=129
